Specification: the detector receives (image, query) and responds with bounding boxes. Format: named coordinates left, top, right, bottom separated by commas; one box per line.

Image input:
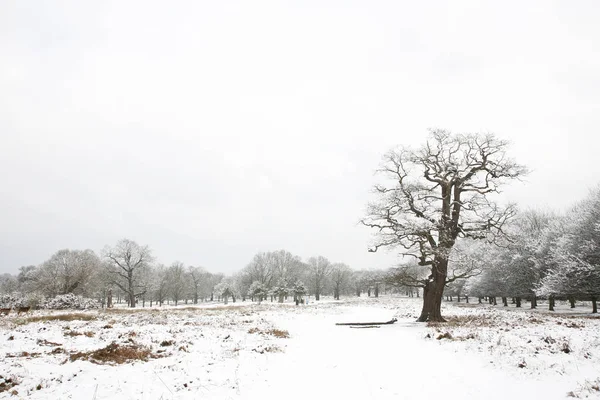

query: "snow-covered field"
left=1, top=297, right=600, bottom=399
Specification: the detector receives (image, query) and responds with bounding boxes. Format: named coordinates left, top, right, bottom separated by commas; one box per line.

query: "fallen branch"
left=335, top=318, right=398, bottom=326
left=349, top=325, right=380, bottom=329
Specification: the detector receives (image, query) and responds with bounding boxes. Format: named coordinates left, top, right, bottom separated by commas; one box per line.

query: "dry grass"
left=37, top=339, right=62, bottom=346
left=103, top=308, right=161, bottom=314
left=248, top=327, right=290, bottom=338
left=6, top=351, right=41, bottom=358
left=18, top=313, right=97, bottom=324
left=0, top=375, right=19, bottom=394
left=69, top=342, right=153, bottom=365
left=427, top=314, right=498, bottom=328
left=64, top=330, right=95, bottom=337
left=252, top=345, right=282, bottom=354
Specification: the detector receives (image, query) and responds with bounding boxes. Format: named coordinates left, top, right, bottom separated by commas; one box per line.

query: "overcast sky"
left=1, top=1, right=599, bottom=275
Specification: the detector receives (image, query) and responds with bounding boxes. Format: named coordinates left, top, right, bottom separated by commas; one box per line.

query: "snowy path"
left=235, top=305, right=571, bottom=400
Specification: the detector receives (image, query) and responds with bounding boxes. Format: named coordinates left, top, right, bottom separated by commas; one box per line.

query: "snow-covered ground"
left=1, top=297, right=599, bottom=399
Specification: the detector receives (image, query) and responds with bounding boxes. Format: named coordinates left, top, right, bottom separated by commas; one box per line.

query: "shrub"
left=43, top=294, right=100, bottom=310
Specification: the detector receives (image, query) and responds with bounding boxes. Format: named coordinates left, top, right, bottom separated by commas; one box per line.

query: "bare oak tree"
left=362, top=130, right=526, bottom=321
left=103, top=239, right=154, bottom=308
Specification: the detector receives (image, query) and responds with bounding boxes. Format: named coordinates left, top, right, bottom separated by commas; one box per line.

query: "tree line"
left=0, top=244, right=394, bottom=308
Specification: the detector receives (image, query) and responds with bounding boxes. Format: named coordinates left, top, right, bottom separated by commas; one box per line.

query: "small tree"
left=214, top=278, right=238, bottom=304
left=248, top=281, right=268, bottom=303
left=291, top=280, right=307, bottom=305
left=271, top=279, right=290, bottom=303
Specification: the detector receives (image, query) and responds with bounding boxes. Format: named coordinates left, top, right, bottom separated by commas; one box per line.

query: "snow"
left=1, top=297, right=599, bottom=399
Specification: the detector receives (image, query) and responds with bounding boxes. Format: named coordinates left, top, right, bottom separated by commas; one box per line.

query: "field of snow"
left=1, top=296, right=600, bottom=399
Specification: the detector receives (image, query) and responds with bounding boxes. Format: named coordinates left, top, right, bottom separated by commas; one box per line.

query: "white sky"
left=1, top=1, right=599, bottom=274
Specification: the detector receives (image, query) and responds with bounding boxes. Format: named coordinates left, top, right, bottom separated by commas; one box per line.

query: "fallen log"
left=350, top=325, right=380, bottom=329
left=335, top=318, right=397, bottom=326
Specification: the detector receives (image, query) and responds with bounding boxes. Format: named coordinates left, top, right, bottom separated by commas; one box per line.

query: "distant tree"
left=248, top=281, right=268, bottom=302
left=188, top=266, right=205, bottom=304
left=271, top=250, right=304, bottom=284
left=0, top=273, right=18, bottom=294
left=291, top=280, right=307, bottom=304
left=214, top=278, right=236, bottom=304
left=103, top=239, right=154, bottom=308
left=244, top=252, right=276, bottom=289
left=17, top=265, right=37, bottom=293
left=363, top=130, right=526, bottom=321
left=330, top=263, right=352, bottom=300
left=271, top=278, right=290, bottom=303
left=538, top=188, right=600, bottom=312
left=152, top=264, right=169, bottom=306
left=167, top=261, right=186, bottom=305
left=307, top=256, right=331, bottom=301
left=350, top=270, right=367, bottom=297
left=35, top=249, right=101, bottom=297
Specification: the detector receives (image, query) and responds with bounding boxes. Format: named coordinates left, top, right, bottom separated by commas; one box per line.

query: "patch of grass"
left=0, top=375, right=19, bottom=393
left=64, top=330, right=94, bottom=337
left=436, top=332, right=453, bottom=340
left=37, top=339, right=62, bottom=346
left=247, top=327, right=290, bottom=338
left=6, top=351, right=41, bottom=358
left=18, top=313, right=97, bottom=324
left=69, top=342, right=153, bottom=365
left=267, top=329, right=290, bottom=338
left=252, top=345, right=281, bottom=354
left=428, top=315, right=498, bottom=328
left=103, top=308, right=161, bottom=314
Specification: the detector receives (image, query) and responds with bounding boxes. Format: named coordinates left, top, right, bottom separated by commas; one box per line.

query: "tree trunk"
left=569, top=296, right=576, bottom=308
left=530, top=295, right=537, bottom=309
left=492, top=297, right=497, bottom=306
left=549, top=296, right=555, bottom=311
left=592, top=297, right=598, bottom=314
left=315, top=292, right=320, bottom=301
left=465, top=296, right=469, bottom=303
left=516, top=297, right=522, bottom=308
left=416, top=257, right=447, bottom=322
left=478, top=297, right=482, bottom=304
left=457, top=294, right=461, bottom=303
left=374, top=285, right=379, bottom=298
left=502, top=297, right=508, bottom=307
left=129, top=292, right=136, bottom=308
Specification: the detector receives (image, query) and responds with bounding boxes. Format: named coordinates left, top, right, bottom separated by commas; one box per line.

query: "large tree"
left=362, top=130, right=526, bottom=321
left=103, top=239, right=154, bottom=308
